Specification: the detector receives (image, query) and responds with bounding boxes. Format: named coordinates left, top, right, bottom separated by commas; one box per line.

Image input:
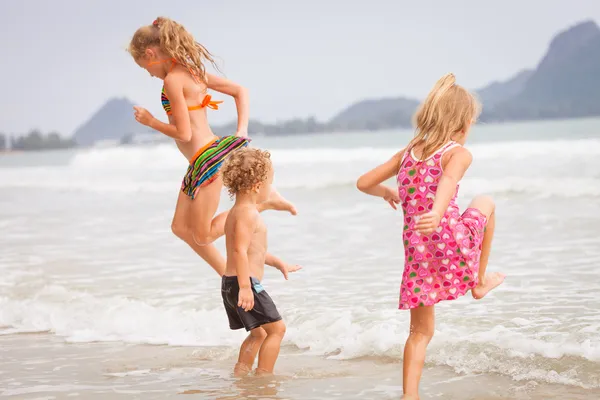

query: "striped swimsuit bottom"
left=181, top=135, right=250, bottom=199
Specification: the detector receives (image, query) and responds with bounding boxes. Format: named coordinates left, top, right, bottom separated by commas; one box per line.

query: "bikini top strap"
left=167, top=58, right=203, bottom=84
left=182, top=60, right=202, bottom=84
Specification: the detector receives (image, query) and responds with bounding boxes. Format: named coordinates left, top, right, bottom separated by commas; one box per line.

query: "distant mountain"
left=475, top=69, right=533, bottom=107
left=329, top=97, right=420, bottom=130
left=70, top=20, right=600, bottom=144
left=73, top=98, right=150, bottom=146
left=212, top=117, right=327, bottom=136
left=213, top=98, right=419, bottom=135
left=485, top=20, right=600, bottom=121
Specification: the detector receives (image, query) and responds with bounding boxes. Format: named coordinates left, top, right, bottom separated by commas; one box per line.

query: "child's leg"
left=403, top=305, right=435, bottom=400
left=259, top=188, right=298, bottom=215
left=189, top=180, right=296, bottom=246
left=205, top=188, right=297, bottom=245
left=255, top=320, right=286, bottom=376
left=171, top=187, right=227, bottom=276
left=172, top=181, right=295, bottom=276
left=465, top=195, right=505, bottom=299
left=233, top=327, right=268, bottom=377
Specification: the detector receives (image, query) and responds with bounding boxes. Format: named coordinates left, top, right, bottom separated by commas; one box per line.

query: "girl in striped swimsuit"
left=128, top=17, right=299, bottom=278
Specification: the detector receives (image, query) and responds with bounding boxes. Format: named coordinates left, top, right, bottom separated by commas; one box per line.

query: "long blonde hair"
left=409, top=73, right=481, bottom=159
left=128, top=17, right=218, bottom=83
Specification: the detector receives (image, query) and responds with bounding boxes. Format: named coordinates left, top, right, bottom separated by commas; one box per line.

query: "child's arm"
left=356, top=149, right=405, bottom=209
left=207, top=73, right=249, bottom=137
left=230, top=210, right=258, bottom=311
left=416, top=147, right=473, bottom=234
left=265, top=253, right=302, bottom=280
left=134, top=75, right=194, bottom=142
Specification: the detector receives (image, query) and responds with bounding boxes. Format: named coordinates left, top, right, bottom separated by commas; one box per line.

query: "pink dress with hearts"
left=397, top=141, right=487, bottom=309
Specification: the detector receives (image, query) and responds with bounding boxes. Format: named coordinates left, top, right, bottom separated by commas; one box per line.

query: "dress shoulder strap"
left=439, top=141, right=461, bottom=155
left=398, top=145, right=413, bottom=169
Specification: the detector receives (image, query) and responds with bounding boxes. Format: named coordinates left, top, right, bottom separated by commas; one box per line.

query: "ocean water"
left=1, top=118, right=600, bottom=399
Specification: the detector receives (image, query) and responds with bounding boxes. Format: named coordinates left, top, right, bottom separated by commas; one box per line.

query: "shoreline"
left=1, top=332, right=597, bottom=400
left=3, top=115, right=600, bottom=155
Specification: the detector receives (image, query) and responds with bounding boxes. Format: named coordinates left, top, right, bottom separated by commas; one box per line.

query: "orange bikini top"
left=155, top=58, right=223, bottom=116
left=161, top=88, right=222, bottom=116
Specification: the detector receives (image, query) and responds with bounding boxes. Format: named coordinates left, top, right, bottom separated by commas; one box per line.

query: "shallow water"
left=1, top=118, right=600, bottom=398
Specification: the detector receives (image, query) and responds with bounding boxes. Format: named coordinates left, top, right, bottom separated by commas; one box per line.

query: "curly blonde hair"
left=128, top=16, right=218, bottom=83
left=222, top=148, right=272, bottom=198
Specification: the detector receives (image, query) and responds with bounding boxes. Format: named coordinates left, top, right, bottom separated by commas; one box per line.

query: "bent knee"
left=171, top=220, right=189, bottom=240
left=251, top=327, right=268, bottom=340
left=265, top=321, right=286, bottom=337
left=471, top=195, right=495, bottom=219
left=191, top=228, right=212, bottom=245
left=473, top=195, right=495, bottom=209
left=277, top=322, right=287, bottom=336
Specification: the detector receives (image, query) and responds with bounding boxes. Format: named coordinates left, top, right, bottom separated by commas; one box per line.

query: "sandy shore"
left=1, top=333, right=597, bottom=400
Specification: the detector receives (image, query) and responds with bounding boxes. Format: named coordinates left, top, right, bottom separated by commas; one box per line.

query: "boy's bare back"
left=224, top=204, right=269, bottom=281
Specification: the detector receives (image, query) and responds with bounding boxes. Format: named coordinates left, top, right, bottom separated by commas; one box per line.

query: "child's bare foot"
left=472, top=272, right=506, bottom=300
left=263, top=190, right=297, bottom=215
left=254, top=367, right=273, bottom=377
left=401, top=395, right=419, bottom=400
left=233, top=362, right=252, bottom=377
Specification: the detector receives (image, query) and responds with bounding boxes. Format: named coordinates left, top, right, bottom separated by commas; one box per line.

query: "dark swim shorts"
left=221, top=276, right=282, bottom=331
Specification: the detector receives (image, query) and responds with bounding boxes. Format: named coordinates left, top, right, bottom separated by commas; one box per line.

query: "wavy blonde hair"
left=222, top=148, right=272, bottom=198
left=409, top=73, right=481, bottom=159
left=128, top=17, right=218, bottom=82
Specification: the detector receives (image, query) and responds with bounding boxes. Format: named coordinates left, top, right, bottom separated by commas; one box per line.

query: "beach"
left=1, top=118, right=600, bottom=399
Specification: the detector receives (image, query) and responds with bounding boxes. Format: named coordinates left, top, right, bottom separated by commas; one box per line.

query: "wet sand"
left=1, top=333, right=597, bottom=399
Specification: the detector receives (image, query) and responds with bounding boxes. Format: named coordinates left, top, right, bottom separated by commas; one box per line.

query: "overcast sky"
left=2, top=0, right=599, bottom=135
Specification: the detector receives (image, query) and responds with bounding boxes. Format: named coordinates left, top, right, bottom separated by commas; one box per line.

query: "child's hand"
left=415, top=211, right=442, bottom=234
left=133, top=106, right=155, bottom=127
left=277, top=263, right=302, bottom=280
left=238, top=287, right=254, bottom=311
left=383, top=186, right=401, bottom=210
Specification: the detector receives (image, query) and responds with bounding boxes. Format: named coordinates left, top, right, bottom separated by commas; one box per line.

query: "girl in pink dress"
left=357, top=73, right=505, bottom=400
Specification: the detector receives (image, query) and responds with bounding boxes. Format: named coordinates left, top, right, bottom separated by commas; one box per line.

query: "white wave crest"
left=1, top=286, right=598, bottom=389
